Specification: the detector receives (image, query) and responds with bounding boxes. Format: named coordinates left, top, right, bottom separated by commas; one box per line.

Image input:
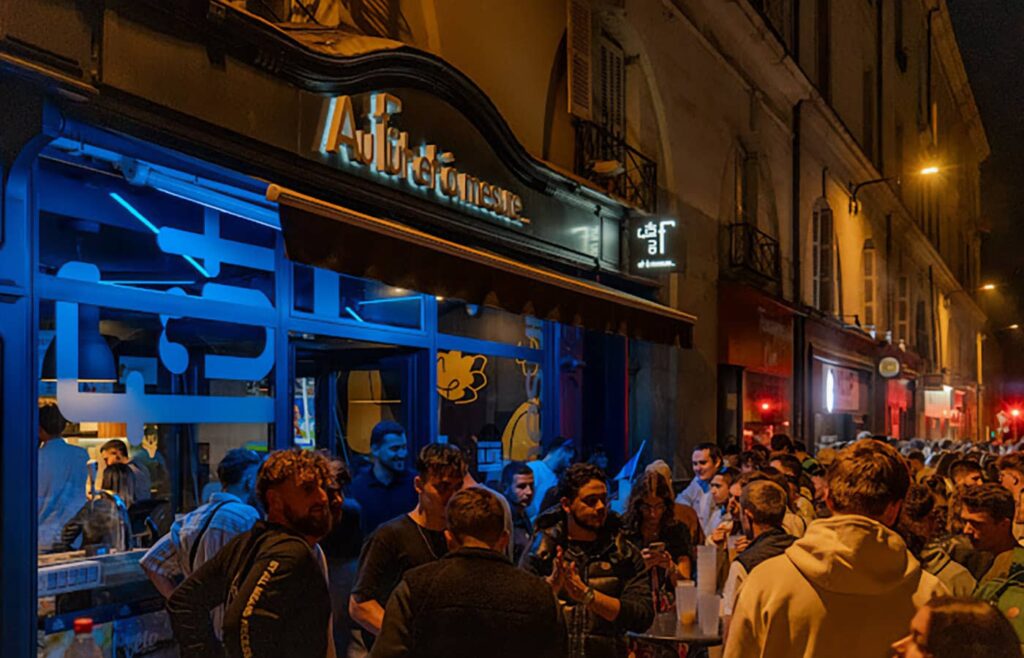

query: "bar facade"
left=0, top=5, right=694, bottom=656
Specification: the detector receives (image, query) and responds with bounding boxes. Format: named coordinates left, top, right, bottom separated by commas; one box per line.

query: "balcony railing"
left=573, top=118, right=658, bottom=214
left=727, top=222, right=781, bottom=284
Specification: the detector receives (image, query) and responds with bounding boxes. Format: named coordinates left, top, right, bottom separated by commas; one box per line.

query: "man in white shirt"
left=37, top=403, right=89, bottom=552
left=140, top=448, right=262, bottom=636
left=675, top=442, right=723, bottom=534
left=525, top=436, right=575, bottom=521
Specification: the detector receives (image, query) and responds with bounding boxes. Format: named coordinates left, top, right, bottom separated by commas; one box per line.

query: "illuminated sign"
left=878, top=356, right=901, bottom=379
left=634, top=219, right=678, bottom=270
left=316, top=93, right=530, bottom=226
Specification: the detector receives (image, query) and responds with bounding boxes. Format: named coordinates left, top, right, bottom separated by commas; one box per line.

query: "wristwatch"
left=580, top=586, right=596, bottom=606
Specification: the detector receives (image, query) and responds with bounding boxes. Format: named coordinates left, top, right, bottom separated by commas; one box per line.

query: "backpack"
left=974, top=546, right=1024, bottom=641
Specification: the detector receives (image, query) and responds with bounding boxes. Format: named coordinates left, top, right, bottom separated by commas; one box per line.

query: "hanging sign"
left=878, top=356, right=901, bottom=379
left=316, top=93, right=530, bottom=225
left=633, top=218, right=679, bottom=271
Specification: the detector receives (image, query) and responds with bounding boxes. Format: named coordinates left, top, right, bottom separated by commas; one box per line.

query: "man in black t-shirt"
left=348, top=443, right=466, bottom=652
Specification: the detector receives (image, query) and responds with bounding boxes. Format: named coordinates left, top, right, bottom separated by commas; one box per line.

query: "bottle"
left=67, top=618, right=103, bottom=658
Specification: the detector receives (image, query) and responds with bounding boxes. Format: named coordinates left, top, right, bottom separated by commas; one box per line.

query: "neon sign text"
left=317, top=93, right=529, bottom=225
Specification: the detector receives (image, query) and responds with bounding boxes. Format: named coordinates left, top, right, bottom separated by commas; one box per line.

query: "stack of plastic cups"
left=696, top=545, right=716, bottom=593
left=695, top=544, right=721, bottom=636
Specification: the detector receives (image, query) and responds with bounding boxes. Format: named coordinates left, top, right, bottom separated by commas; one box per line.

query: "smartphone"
left=648, top=541, right=666, bottom=553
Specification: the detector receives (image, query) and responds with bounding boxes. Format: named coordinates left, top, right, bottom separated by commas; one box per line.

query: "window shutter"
left=599, top=35, right=625, bottom=137
left=567, top=0, right=593, bottom=120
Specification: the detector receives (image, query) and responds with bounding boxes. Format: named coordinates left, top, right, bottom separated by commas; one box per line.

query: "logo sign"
left=878, top=356, right=901, bottom=379
left=633, top=218, right=679, bottom=271
left=316, top=93, right=530, bottom=226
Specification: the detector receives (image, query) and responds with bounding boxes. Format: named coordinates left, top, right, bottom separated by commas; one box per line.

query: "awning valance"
left=269, top=186, right=695, bottom=347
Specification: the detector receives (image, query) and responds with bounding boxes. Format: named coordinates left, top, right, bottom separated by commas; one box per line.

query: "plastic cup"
left=698, top=591, right=721, bottom=636
left=696, top=545, right=717, bottom=592
left=675, top=580, right=697, bottom=627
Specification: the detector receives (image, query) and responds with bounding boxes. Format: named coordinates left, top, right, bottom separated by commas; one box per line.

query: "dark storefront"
left=0, top=5, right=694, bottom=656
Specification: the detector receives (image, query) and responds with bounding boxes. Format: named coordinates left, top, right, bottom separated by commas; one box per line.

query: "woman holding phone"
left=622, top=473, right=693, bottom=612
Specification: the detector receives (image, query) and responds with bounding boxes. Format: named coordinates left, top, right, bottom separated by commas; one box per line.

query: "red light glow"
left=1013, top=409, right=1021, bottom=418
left=760, top=402, right=771, bottom=412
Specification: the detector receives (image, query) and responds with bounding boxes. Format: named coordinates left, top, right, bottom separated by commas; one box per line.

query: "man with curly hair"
left=168, top=448, right=342, bottom=658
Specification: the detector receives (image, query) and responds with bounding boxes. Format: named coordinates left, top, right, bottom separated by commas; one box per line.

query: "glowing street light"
left=979, top=283, right=998, bottom=292
left=919, top=166, right=941, bottom=176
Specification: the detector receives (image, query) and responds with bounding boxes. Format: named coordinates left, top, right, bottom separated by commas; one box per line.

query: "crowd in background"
left=37, top=393, right=1024, bottom=658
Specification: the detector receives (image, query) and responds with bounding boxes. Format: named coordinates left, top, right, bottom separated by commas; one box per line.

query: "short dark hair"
left=740, top=450, right=766, bottom=470
left=793, top=440, right=808, bottom=453
left=770, top=453, right=804, bottom=479
left=713, top=466, right=739, bottom=487
left=257, top=448, right=333, bottom=508
left=741, top=480, right=789, bottom=526
left=217, top=448, right=263, bottom=486
left=997, top=453, right=1024, bottom=477
left=541, top=435, right=575, bottom=459
left=961, top=484, right=1015, bottom=523
left=370, top=420, right=406, bottom=449
left=770, top=434, right=793, bottom=453
left=558, top=462, right=607, bottom=501
left=415, top=443, right=466, bottom=480
left=950, top=459, right=983, bottom=481
left=446, top=487, right=505, bottom=545
left=101, top=462, right=137, bottom=506
left=500, top=461, right=533, bottom=491
left=38, top=403, right=67, bottom=437
left=692, top=442, right=723, bottom=463
left=827, top=440, right=910, bottom=518
left=902, top=484, right=937, bottom=522
left=925, top=596, right=1024, bottom=658
left=906, top=450, right=926, bottom=464
left=100, top=439, right=129, bottom=459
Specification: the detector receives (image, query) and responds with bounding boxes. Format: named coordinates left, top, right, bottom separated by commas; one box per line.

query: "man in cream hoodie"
left=724, top=440, right=948, bottom=658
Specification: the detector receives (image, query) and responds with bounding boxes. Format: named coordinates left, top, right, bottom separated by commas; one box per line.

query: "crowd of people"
left=40, top=400, right=1024, bottom=657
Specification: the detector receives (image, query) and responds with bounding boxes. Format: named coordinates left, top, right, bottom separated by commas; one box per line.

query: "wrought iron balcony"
left=573, top=118, right=657, bottom=214
left=726, top=222, right=781, bottom=284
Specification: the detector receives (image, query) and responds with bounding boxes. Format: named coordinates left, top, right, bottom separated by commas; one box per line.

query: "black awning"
left=269, top=185, right=695, bottom=347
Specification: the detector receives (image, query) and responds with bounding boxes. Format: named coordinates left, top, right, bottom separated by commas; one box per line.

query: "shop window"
left=438, top=352, right=541, bottom=485
left=438, top=301, right=543, bottom=349
left=35, top=296, right=272, bottom=640
left=293, top=264, right=425, bottom=331
left=863, top=239, right=877, bottom=331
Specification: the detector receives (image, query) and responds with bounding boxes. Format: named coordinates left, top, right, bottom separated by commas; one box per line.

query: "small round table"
left=628, top=613, right=722, bottom=657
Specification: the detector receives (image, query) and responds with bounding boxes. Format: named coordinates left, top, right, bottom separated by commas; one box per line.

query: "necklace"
left=413, top=519, right=441, bottom=560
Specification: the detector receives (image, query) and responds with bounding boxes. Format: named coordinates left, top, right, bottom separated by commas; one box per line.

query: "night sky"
left=948, top=1, right=1024, bottom=378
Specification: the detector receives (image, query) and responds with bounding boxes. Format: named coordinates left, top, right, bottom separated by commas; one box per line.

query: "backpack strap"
left=982, top=547, right=1024, bottom=602
left=188, top=500, right=231, bottom=572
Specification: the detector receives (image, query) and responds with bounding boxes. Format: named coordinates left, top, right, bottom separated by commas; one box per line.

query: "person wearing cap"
left=141, top=448, right=262, bottom=636
left=526, top=436, right=576, bottom=521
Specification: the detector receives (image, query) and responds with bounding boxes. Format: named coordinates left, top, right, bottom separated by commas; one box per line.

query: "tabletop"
left=627, top=613, right=722, bottom=647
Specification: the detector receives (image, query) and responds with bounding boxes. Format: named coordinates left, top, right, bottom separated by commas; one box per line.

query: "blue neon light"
left=344, top=306, right=365, bottom=323
left=108, top=192, right=211, bottom=278
left=110, top=192, right=159, bottom=234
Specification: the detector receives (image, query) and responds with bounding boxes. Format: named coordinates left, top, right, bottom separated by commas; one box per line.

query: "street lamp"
left=848, top=166, right=942, bottom=214
left=979, top=283, right=998, bottom=292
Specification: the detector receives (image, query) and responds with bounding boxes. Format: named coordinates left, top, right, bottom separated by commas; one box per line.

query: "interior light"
left=40, top=304, right=117, bottom=383
left=919, top=166, right=940, bottom=176
left=825, top=369, right=835, bottom=413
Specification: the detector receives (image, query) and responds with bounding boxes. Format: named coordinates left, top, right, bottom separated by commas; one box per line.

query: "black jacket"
left=523, top=510, right=654, bottom=658
left=167, top=521, right=330, bottom=658
left=735, top=527, right=796, bottom=574
left=370, top=547, right=566, bottom=658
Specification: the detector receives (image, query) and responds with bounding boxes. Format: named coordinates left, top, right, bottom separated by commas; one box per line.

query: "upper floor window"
left=812, top=198, right=835, bottom=314
left=863, top=239, right=877, bottom=331
left=897, top=274, right=910, bottom=346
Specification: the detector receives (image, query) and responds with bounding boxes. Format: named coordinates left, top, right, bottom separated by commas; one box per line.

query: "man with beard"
left=348, top=444, right=466, bottom=653
left=348, top=421, right=416, bottom=536
left=168, top=449, right=337, bottom=658
left=524, top=462, right=654, bottom=658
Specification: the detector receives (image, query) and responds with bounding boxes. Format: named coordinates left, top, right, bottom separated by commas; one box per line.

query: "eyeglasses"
left=638, top=502, right=667, bottom=512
